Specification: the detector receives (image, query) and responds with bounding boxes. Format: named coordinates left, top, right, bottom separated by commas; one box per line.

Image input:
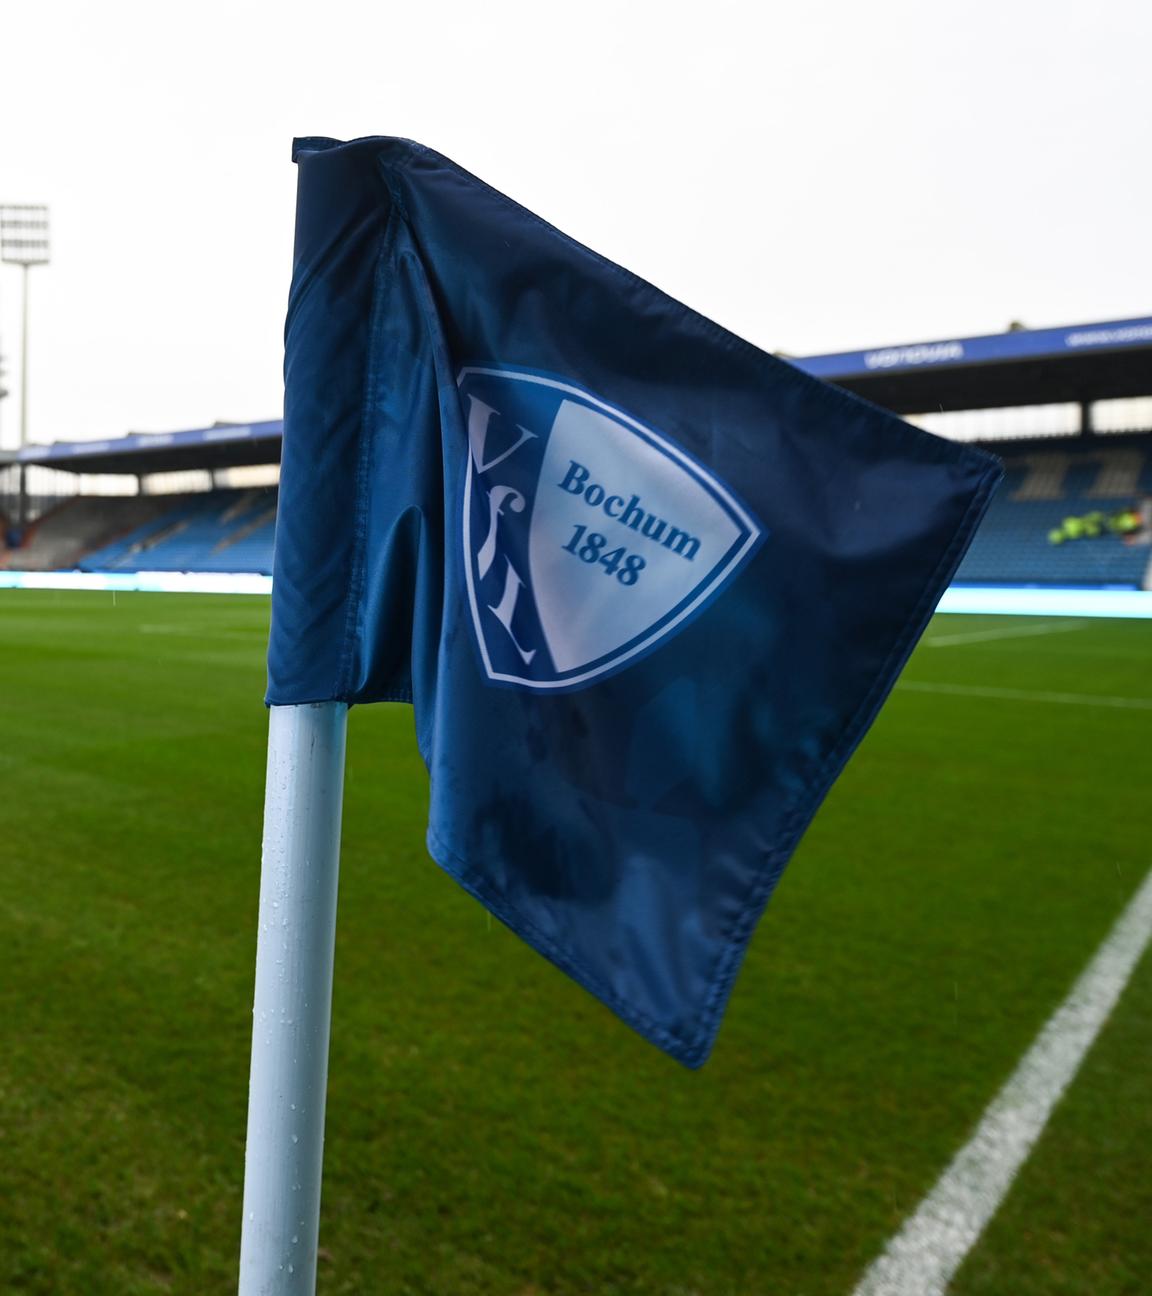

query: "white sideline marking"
left=923, top=619, right=1088, bottom=648
left=852, top=865, right=1152, bottom=1296
left=898, top=681, right=1152, bottom=712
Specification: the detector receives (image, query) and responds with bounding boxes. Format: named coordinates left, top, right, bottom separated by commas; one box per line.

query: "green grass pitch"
left=0, top=590, right=1149, bottom=1295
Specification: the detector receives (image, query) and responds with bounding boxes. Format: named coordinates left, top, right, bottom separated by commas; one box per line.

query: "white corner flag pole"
left=239, top=702, right=349, bottom=1295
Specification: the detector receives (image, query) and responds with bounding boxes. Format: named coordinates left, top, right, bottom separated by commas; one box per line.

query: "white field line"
left=923, top=619, right=1089, bottom=648
left=138, top=624, right=265, bottom=639
left=852, top=865, right=1152, bottom=1296
left=897, top=681, right=1152, bottom=712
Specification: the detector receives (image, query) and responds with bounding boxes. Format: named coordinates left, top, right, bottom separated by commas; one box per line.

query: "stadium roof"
left=14, top=419, right=284, bottom=475
left=11, top=315, right=1150, bottom=474
left=792, top=315, right=1152, bottom=414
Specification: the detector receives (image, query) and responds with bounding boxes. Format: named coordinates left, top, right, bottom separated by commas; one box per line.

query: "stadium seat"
left=78, top=488, right=277, bottom=574
left=954, top=446, right=1152, bottom=587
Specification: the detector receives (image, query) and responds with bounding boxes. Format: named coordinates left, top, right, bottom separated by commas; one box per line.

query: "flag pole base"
left=239, top=702, right=348, bottom=1295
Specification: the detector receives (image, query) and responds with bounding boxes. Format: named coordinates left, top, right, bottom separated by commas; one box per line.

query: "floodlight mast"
left=0, top=205, right=51, bottom=526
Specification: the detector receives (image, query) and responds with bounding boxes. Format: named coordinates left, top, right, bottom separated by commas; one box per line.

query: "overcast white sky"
left=0, top=0, right=1149, bottom=448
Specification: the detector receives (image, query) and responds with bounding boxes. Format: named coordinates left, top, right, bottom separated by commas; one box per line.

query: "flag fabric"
left=267, top=135, right=1001, bottom=1068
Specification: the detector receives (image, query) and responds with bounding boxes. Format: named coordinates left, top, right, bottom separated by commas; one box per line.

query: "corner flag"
left=267, top=135, right=1001, bottom=1068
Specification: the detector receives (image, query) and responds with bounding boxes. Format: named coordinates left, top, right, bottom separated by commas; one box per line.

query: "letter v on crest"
left=466, top=395, right=538, bottom=664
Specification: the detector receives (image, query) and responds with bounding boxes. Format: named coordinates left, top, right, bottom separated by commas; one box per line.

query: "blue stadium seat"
left=954, top=446, right=1151, bottom=587
left=80, top=489, right=277, bottom=574
left=66, top=444, right=1151, bottom=587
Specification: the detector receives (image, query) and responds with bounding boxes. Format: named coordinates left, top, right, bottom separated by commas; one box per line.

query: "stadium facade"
left=2, top=315, right=1150, bottom=589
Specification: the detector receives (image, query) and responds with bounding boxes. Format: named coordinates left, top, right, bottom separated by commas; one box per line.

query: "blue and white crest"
left=460, top=368, right=764, bottom=691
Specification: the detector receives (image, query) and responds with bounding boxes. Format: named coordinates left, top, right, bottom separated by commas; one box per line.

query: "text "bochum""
left=558, top=461, right=700, bottom=561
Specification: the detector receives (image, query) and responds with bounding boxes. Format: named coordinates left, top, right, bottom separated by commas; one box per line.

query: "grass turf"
left=0, top=592, right=1148, bottom=1295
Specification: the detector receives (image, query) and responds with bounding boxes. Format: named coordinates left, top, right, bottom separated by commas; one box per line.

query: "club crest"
left=459, top=368, right=764, bottom=691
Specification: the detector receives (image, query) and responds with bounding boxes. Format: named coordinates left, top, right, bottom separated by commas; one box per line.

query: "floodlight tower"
left=0, top=204, right=51, bottom=525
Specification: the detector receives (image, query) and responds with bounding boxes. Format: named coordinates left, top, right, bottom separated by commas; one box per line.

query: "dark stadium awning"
left=15, top=419, right=284, bottom=475
left=792, top=316, right=1152, bottom=413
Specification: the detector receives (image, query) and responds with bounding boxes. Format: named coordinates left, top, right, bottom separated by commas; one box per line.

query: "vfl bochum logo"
left=460, top=368, right=764, bottom=691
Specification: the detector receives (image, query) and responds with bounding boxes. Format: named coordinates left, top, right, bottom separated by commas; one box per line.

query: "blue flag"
left=268, top=136, right=1001, bottom=1067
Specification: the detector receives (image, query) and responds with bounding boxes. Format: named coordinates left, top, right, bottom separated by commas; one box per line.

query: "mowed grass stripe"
left=923, top=619, right=1091, bottom=648
left=0, top=593, right=1148, bottom=1295
left=899, top=680, right=1152, bottom=711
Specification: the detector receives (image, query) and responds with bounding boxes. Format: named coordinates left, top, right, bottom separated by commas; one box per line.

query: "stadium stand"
left=0, top=495, right=174, bottom=571
left=7, top=449, right=1147, bottom=587
left=954, top=446, right=1152, bottom=587
left=3, top=318, right=1150, bottom=588
left=78, top=488, right=277, bottom=574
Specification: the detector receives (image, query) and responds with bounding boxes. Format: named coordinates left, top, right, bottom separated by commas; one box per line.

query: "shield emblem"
left=460, top=368, right=764, bottom=691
